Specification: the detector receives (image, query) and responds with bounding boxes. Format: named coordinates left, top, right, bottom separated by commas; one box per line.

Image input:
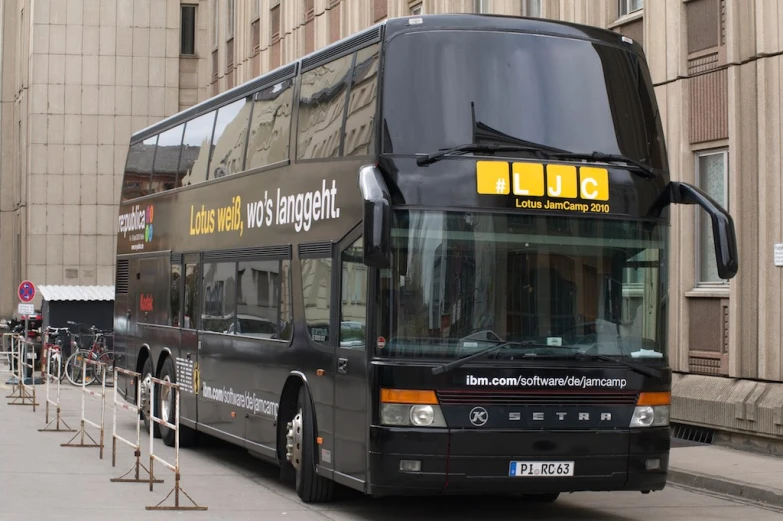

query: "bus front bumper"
left=367, top=426, right=669, bottom=497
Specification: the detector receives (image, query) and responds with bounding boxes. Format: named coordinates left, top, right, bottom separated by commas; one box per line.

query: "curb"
left=668, top=467, right=783, bottom=509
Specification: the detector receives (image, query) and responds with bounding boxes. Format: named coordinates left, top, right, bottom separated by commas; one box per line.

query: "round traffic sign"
left=18, top=280, right=35, bottom=303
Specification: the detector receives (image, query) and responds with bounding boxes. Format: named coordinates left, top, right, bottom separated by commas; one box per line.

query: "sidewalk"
left=668, top=443, right=783, bottom=509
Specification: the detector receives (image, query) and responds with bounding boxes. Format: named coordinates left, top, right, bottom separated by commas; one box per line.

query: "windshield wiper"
left=431, top=340, right=548, bottom=375
left=543, top=151, right=657, bottom=179
left=416, top=144, right=551, bottom=167
left=523, top=351, right=662, bottom=380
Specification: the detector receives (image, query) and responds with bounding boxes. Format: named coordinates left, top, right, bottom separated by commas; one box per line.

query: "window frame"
left=212, top=0, right=219, bottom=50
left=226, top=0, right=235, bottom=40
left=522, top=0, right=541, bottom=17
left=180, top=4, right=197, bottom=56
left=618, top=0, right=644, bottom=17
left=410, top=3, right=423, bottom=15
left=694, top=147, right=729, bottom=287
left=200, top=250, right=293, bottom=343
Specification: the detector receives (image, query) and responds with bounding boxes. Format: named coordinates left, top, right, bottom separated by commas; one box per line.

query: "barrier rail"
left=1, top=332, right=19, bottom=373
left=1, top=333, right=21, bottom=395
left=7, top=338, right=39, bottom=409
left=110, top=366, right=163, bottom=485
left=147, top=376, right=207, bottom=511
left=39, top=346, right=75, bottom=433
left=61, top=356, right=106, bottom=458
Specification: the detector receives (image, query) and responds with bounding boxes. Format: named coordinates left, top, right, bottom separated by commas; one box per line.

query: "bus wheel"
left=158, top=356, right=197, bottom=448
left=140, top=356, right=160, bottom=439
left=286, top=387, right=334, bottom=503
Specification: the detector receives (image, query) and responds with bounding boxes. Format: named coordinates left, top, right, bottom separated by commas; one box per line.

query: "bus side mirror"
left=358, top=164, right=391, bottom=268
left=666, top=181, right=739, bottom=280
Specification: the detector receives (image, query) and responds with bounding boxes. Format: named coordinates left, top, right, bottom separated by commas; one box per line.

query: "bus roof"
left=130, top=13, right=642, bottom=145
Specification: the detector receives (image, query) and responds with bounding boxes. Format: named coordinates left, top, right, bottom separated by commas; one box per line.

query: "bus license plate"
left=509, top=461, right=574, bottom=477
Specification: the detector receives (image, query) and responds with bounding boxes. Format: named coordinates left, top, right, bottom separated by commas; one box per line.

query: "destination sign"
left=476, top=160, right=611, bottom=214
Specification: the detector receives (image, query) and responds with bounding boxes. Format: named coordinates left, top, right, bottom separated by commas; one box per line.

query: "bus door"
left=179, top=254, right=200, bottom=425
left=332, top=231, right=369, bottom=485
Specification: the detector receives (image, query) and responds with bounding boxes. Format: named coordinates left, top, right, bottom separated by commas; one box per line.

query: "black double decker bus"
left=114, top=14, right=738, bottom=503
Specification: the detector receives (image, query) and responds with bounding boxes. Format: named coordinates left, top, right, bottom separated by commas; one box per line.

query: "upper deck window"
left=296, top=52, right=353, bottom=160
left=381, top=30, right=664, bottom=170
left=152, top=123, right=184, bottom=193
left=246, top=79, right=294, bottom=169
left=179, top=110, right=216, bottom=186
left=122, top=135, right=157, bottom=201
left=343, top=44, right=380, bottom=156
left=208, top=97, right=252, bottom=180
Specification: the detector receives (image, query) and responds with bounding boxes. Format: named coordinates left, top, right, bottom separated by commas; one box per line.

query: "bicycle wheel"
left=94, top=351, right=114, bottom=386
left=65, top=350, right=96, bottom=386
left=46, top=349, right=65, bottom=382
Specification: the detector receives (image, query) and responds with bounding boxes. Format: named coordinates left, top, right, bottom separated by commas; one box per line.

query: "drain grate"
left=671, top=422, right=716, bottom=446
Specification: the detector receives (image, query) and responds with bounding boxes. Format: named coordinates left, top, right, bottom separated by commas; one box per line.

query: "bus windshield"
left=376, top=211, right=667, bottom=361
left=382, top=30, right=665, bottom=169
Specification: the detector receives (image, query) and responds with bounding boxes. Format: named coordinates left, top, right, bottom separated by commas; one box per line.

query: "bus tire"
left=141, top=355, right=161, bottom=439
left=290, top=387, right=334, bottom=503
left=158, top=356, right=197, bottom=448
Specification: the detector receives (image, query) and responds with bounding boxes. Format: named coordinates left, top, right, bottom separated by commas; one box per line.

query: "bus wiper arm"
left=416, top=144, right=549, bottom=166
left=431, top=340, right=545, bottom=375
left=575, top=352, right=662, bottom=379
left=544, top=151, right=657, bottom=179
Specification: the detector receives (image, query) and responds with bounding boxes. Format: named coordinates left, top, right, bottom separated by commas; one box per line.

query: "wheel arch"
left=276, top=371, right=317, bottom=463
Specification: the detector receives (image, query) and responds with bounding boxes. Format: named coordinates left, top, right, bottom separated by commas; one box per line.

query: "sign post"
left=18, top=281, right=36, bottom=379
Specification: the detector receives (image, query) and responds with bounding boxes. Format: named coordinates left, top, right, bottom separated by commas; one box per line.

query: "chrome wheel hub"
left=161, top=375, right=172, bottom=423
left=286, top=409, right=303, bottom=470
left=140, top=373, right=152, bottom=417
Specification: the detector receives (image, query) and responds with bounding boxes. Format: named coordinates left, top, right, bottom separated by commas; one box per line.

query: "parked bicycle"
left=63, top=322, right=114, bottom=386
left=42, top=326, right=70, bottom=382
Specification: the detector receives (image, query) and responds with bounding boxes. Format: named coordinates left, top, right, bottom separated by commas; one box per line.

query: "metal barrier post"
left=61, top=357, right=106, bottom=458
left=1, top=333, right=18, bottom=374
left=8, top=338, right=39, bottom=408
left=2, top=334, right=21, bottom=397
left=39, top=346, right=75, bottom=433
left=146, top=376, right=207, bottom=511
left=110, top=366, right=163, bottom=484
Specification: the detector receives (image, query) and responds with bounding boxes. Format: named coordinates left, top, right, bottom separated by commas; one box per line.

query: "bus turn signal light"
left=380, top=389, right=439, bottom=405
left=637, top=392, right=670, bottom=406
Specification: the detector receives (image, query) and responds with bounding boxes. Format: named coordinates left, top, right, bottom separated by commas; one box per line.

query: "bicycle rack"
left=110, top=366, right=162, bottom=485
left=61, top=357, right=107, bottom=459
left=147, top=376, right=207, bottom=511
left=39, top=346, right=76, bottom=433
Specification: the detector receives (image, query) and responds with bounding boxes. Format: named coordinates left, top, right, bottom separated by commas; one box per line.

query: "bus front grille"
left=436, top=390, right=639, bottom=406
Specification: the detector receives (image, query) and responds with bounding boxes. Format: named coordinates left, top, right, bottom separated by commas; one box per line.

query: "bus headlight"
left=629, top=392, right=670, bottom=428
left=629, top=405, right=670, bottom=427
left=380, top=389, right=447, bottom=427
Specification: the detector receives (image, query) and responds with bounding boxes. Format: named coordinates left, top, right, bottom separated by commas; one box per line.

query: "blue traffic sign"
left=18, top=280, right=35, bottom=303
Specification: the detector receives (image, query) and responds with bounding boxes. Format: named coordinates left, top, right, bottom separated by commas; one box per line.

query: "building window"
left=410, top=3, right=423, bottom=15
left=212, top=0, right=219, bottom=48
left=522, top=0, right=541, bottom=17
left=270, top=2, right=281, bottom=43
left=474, top=0, right=488, bottom=13
left=180, top=5, right=196, bottom=56
left=618, top=0, right=643, bottom=17
left=695, top=149, right=728, bottom=285
left=226, top=0, right=235, bottom=39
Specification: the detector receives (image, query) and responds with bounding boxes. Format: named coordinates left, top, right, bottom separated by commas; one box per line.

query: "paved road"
left=1, top=377, right=781, bottom=521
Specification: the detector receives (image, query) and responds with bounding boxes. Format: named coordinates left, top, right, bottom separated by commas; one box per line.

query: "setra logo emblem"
left=469, top=406, right=489, bottom=427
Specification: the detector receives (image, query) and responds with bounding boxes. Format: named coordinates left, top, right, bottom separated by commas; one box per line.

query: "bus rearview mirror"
left=665, top=181, right=739, bottom=280
left=358, top=165, right=391, bottom=268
